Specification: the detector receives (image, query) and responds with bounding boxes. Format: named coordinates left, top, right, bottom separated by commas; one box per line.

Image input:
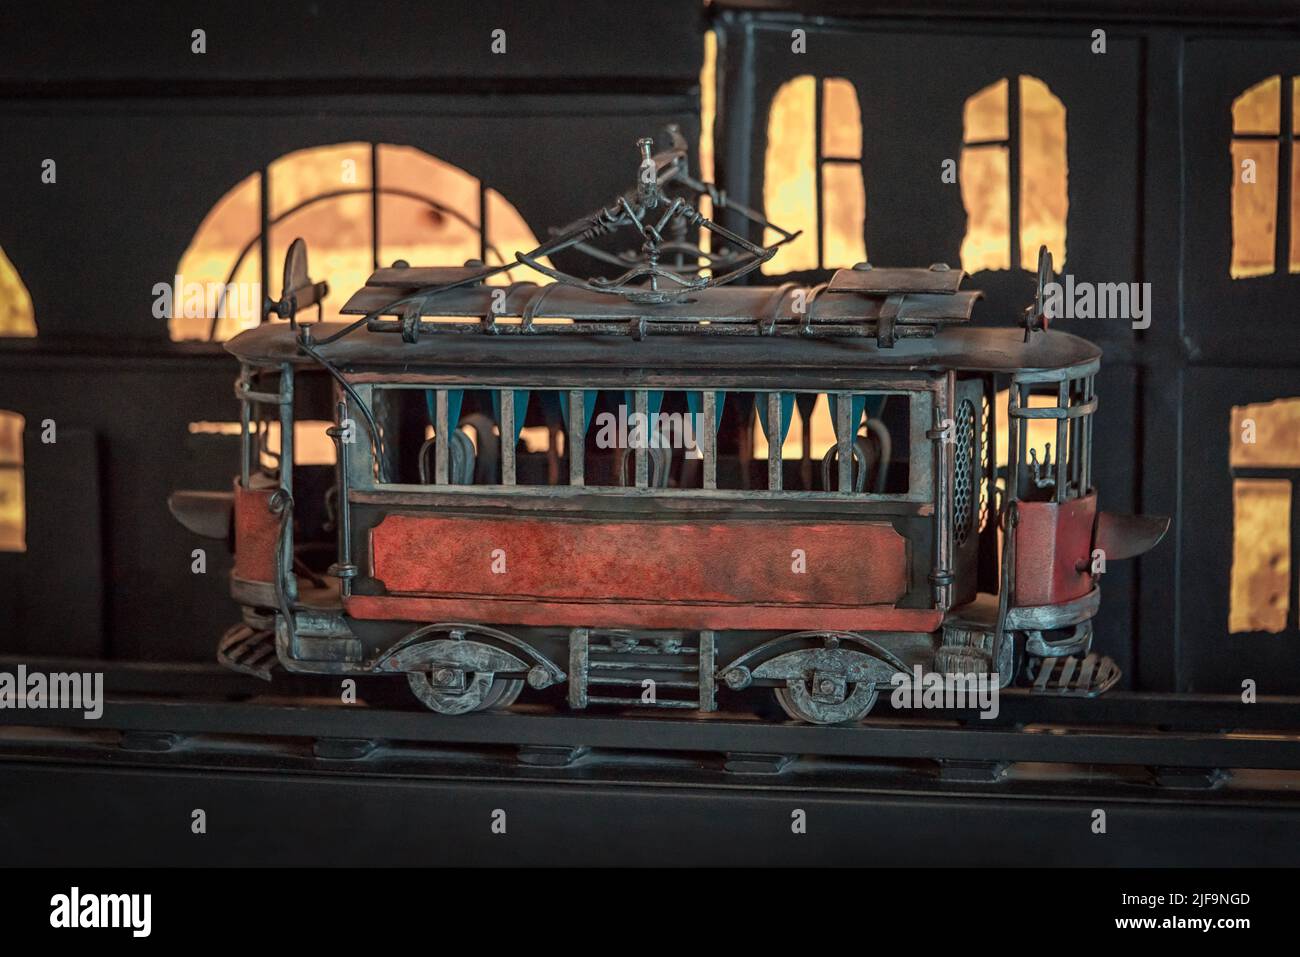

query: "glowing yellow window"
left=0, top=246, right=36, bottom=338
left=172, top=143, right=547, bottom=341
left=762, top=75, right=866, bottom=273
left=698, top=29, right=717, bottom=260
left=1229, top=398, right=1300, bottom=633
left=1230, top=76, right=1300, bottom=278
left=0, top=411, right=25, bottom=552
left=960, top=76, right=1068, bottom=274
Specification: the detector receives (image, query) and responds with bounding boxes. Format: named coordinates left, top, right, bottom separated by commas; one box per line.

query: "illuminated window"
left=173, top=143, right=546, bottom=341
left=698, top=29, right=717, bottom=260
left=1230, top=76, right=1300, bottom=278
left=188, top=420, right=337, bottom=467
left=0, top=411, right=25, bottom=552
left=960, top=76, right=1068, bottom=274
left=1229, top=397, right=1300, bottom=634
left=762, top=75, right=866, bottom=274
left=0, top=246, right=36, bottom=337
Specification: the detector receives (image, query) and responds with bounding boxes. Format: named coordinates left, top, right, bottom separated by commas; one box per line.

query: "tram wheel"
left=483, top=677, right=524, bottom=709
left=773, top=678, right=879, bottom=725
left=407, top=669, right=522, bottom=715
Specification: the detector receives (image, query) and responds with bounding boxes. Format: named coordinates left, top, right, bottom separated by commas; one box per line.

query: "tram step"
left=217, top=623, right=280, bottom=681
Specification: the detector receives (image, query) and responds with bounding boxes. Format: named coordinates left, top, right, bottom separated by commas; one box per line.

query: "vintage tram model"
left=171, top=137, right=1167, bottom=723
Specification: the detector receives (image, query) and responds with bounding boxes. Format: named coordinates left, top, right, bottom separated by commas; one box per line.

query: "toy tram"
left=170, top=137, right=1167, bottom=723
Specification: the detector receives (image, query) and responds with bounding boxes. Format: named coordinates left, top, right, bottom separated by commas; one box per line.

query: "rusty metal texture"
left=369, top=514, right=907, bottom=605
left=1013, top=493, right=1098, bottom=607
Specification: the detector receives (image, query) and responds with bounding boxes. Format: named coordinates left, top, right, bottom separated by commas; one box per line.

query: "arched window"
left=762, top=75, right=866, bottom=274
left=171, top=142, right=545, bottom=341
left=960, top=75, right=1068, bottom=274
left=1230, top=76, right=1299, bottom=278
left=1230, top=397, right=1300, bottom=634
left=0, top=246, right=36, bottom=337
left=0, top=411, right=24, bottom=552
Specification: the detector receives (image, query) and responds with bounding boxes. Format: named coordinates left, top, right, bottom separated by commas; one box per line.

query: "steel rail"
left=2, top=693, right=1299, bottom=771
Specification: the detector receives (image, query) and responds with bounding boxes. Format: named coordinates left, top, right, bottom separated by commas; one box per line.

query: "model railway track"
left=3, top=659, right=1299, bottom=779
left=2, top=690, right=1300, bottom=778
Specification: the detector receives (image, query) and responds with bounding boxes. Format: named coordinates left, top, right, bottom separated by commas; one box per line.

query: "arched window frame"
left=174, top=142, right=540, bottom=342
left=960, top=74, right=1068, bottom=275
left=761, top=75, right=866, bottom=274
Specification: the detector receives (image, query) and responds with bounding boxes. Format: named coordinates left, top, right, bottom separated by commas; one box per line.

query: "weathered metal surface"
left=343, top=594, right=943, bottom=632
left=1094, top=509, right=1171, bottom=560
left=1025, top=622, right=1093, bottom=658
left=825, top=263, right=965, bottom=296
left=1013, top=493, right=1097, bottom=607
left=947, top=589, right=1099, bottom=634
left=233, top=482, right=278, bottom=584
left=363, top=265, right=487, bottom=289
left=340, top=279, right=980, bottom=326
left=1027, top=651, right=1122, bottom=697
left=1004, top=588, right=1100, bottom=630
left=265, top=237, right=329, bottom=322
left=753, top=644, right=904, bottom=724
left=227, top=322, right=1098, bottom=377
left=215, top=623, right=277, bottom=681
left=381, top=638, right=529, bottom=715
left=167, top=489, right=233, bottom=540
left=567, top=629, right=715, bottom=711
left=366, top=514, right=910, bottom=609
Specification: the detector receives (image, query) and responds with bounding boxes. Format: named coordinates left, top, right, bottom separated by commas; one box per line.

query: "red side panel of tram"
left=345, top=513, right=939, bottom=632
left=233, top=483, right=278, bottom=585
left=1013, top=492, right=1097, bottom=607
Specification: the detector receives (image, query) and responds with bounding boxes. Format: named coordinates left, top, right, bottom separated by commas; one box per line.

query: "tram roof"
left=226, top=320, right=1102, bottom=377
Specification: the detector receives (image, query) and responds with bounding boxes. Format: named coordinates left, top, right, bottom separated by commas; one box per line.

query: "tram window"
left=584, top=390, right=692, bottom=489
left=999, top=377, right=1094, bottom=502
left=510, top=391, right=571, bottom=487
left=371, top=387, right=501, bottom=486
left=369, top=386, right=916, bottom=495
left=736, top=391, right=909, bottom=493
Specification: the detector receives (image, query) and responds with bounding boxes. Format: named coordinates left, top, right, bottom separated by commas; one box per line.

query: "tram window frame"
left=352, top=382, right=936, bottom=505
left=1006, top=371, right=1096, bottom=504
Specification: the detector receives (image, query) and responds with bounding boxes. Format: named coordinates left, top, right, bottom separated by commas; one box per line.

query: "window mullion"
left=1008, top=74, right=1022, bottom=272
left=1276, top=77, right=1293, bottom=272
left=371, top=143, right=380, bottom=272
left=815, top=77, right=825, bottom=270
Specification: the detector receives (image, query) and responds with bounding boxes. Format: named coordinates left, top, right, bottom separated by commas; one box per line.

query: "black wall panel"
left=0, top=1, right=704, bottom=88
left=1181, top=366, right=1300, bottom=693
left=1183, top=37, right=1300, bottom=368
